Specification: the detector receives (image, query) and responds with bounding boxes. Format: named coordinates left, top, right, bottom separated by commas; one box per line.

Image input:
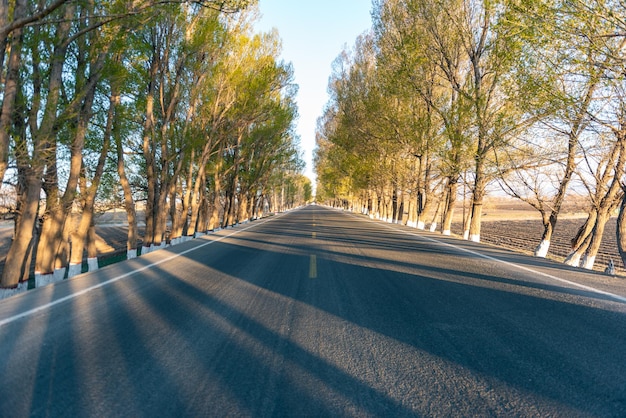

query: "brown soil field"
left=450, top=217, right=621, bottom=273
left=450, top=198, right=622, bottom=275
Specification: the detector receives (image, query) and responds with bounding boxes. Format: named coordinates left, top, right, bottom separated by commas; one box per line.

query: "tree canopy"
left=0, top=0, right=309, bottom=291
left=315, top=0, right=626, bottom=271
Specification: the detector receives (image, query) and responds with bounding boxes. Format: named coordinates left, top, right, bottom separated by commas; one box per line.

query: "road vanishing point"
left=1, top=205, right=625, bottom=417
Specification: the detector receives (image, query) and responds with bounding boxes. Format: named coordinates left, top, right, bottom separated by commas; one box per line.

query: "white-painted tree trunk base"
left=68, top=263, right=82, bottom=278
left=35, top=272, right=56, bottom=288
left=142, top=246, right=151, bottom=254
left=534, top=240, right=550, bottom=258
left=417, top=221, right=425, bottom=230
left=429, top=223, right=437, bottom=232
left=127, top=249, right=137, bottom=259
left=88, top=257, right=99, bottom=272
left=564, top=252, right=581, bottom=267
left=54, top=267, right=66, bottom=282
left=582, top=254, right=595, bottom=270
left=0, top=281, right=28, bottom=300
left=463, top=230, right=470, bottom=240
left=470, top=234, right=480, bottom=243
left=442, top=229, right=451, bottom=236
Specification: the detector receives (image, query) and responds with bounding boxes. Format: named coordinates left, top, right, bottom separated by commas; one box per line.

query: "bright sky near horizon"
left=255, top=0, right=373, bottom=189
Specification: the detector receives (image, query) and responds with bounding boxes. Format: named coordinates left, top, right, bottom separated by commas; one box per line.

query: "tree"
left=0, top=0, right=260, bottom=291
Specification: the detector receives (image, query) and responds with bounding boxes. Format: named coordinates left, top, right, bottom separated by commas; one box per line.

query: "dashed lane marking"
left=309, top=254, right=317, bottom=279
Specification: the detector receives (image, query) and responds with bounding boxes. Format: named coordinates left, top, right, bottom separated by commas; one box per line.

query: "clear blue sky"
left=255, top=0, right=373, bottom=187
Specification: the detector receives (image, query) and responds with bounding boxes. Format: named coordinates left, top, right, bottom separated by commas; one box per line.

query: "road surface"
left=0, top=205, right=625, bottom=417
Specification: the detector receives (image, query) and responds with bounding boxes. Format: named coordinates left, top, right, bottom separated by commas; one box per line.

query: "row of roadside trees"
left=0, top=0, right=310, bottom=296
left=315, top=0, right=626, bottom=271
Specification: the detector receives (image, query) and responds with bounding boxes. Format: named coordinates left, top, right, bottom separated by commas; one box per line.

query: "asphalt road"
left=0, top=205, right=625, bottom=417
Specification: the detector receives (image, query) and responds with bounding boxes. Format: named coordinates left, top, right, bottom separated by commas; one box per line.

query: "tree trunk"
left=238, top=193, right=249, bottom=223
left=68, top=82, right=113, bottom=277
left=142, top=53, right=158, bottom=250
left=441, top=177, right=458, bottom=236
left=170, top=185, right=183, bottom=244
left=143, top=161, right=157, bottom=251
left=534, top=211, right=553, bottom=258
left=0, top=0, right=26, bottom=187
left=87, top=219, right=98, bottom=272
left=36, top=51, right=104, bottom=280
left=181, top=151, right=195, bottom=237
left=429, top=198, right=443, bottom=232
left=115, top=120, right=138, bottom=259
left=154, top=185, right=169, bottom=248
left=247, top=193, right=255, bottom=220
left=468, top=166, right=487, bottom=243
left=568, top=134, right=626, bottom=268
left=617, top=190, right=626, bottom=269
left=572, top=210, right=597, bottom=251
left=581, top=211, right=612, bottom=270
left=0, top=0, right=8, bottom=70
left=566, top=192, right=621, bottom=270
left=225, top=161, right=239, bottom=227
left=1, top=168, right=42, bottom=288
left=535, top=132, right=581, bottom=257
left=406, top=195, right=416, bottom=227
left=564, top=231, right=591, bottom=268
left=198, top=188, right=210, bottom=233
left=226, top=188, right=237, bottom=226
left=30, top=4, right=74, bottom=280
left=416, top=190, right=427, bottom=229
left=188, top=171, right=205, bottom=236
left=391, top=187, right=399, bottom=223
left=209, top=171, right=222, bottom=230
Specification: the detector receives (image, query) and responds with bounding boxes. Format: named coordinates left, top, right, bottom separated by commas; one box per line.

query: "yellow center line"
left=309, top=254, right=317, bottom=279
left=310, top=215, right=317, bottom=278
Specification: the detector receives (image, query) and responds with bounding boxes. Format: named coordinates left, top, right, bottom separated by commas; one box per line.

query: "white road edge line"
left=0, top=211, right=291, bottom=327
left=346, top=210, right=626, bottom=304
